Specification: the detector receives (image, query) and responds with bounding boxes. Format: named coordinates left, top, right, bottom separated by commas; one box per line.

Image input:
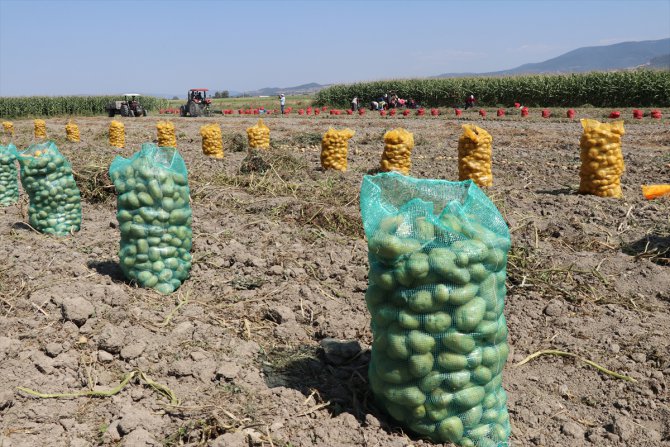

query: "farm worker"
left=370, top=101, right=379, bottom=111
left=465, top=94, right=476, bottom=109
left=279, top=94, right=286, bottom=114
left=351, top=97, right=359, bottom=111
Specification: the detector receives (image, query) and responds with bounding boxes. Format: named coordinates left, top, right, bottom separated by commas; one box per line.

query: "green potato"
left=394, top=262, right=415, bottom=288
left=437, top=416, right=464, bottom=443
left=433, top=283, right=450, bottom=305
left=484, top=374, right=503, bottom=394
left=449, top=283, right=478, bottom=305
left=408, top=330, right=436, bottom=354
left=490, top=423, right=509, bottom=442
left=408, top=289, right=434, bottom=312
left=480, top=408, right=499, bottom=424
left=370, top=234, right=421, bottom=262
left=428, top=249, right=457, bottom=277
left=454, top=297, right=486, bottom=332
left=468, top=263, right=490, bottom=282
left=443, top=331, right=476, bottom=354
left=162, top=197, right=176, bottom=212
left=481, top=343, right=510, bottom=372
left=406, top=252, right=430, bottom=280
left=482, top=392, right=497, bottom=410
left=397, top=310, right=420, bottom=329
left=415, top=216, right=435, bottom=241
left=409, top=404, right=426, bottom=419
left=376, top=355, right=413, bottom=384
left=424, top=312, right=451, bottom=333
left=369, top=266, right=395, bottom=290
left=155, top=282, right=174, bottom=295
left=437, top=352, right=468, bottom=371
left=427, top=405, right=451, bottom=422
left=428, top=387, right=453, bottom=408
left=384, top=402, right=408, bottom=422
left=418, top=371, right=444, bottom=393
left=465, top=346, right=482, bottom=367
left=454, top=386, right=485, bottom=410
left=444, top=370, right=471, bottom=390
left=408, top=352, right=434, bottom=378
left=383, top=385, right=425, bottom=407
left=461, top=404, right=483, bottom=428
left=365, top=284, right=387, bottom=309
left=472, top=366, right=492, bottom=385
left=387, top=328, right=410, bottom=360
left=410, top=421, right=436, bottom=435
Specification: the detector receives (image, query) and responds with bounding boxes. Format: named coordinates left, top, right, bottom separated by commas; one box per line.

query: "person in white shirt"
left=279, top=94, right=286, bottom=114
left=351, top=97, right=358, bottom=111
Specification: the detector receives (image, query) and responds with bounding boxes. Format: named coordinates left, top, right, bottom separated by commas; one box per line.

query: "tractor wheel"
left=189, top=102, right=200, bottom=117
left=180, top=106, right=187, bottom=117
left=143, top=108, right=147, bottom=117
left=120, top=104, right=129, bottom=117
left=108, top=109, right=115, bottom=117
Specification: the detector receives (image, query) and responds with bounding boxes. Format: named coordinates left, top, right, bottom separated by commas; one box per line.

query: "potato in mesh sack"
left=15, top=142, right=82, bottom=236
left=578, top=118, right=625, bottom=198
left=321, top=127, right=354, bottom=172
left=2, top=121, right=14, bottom=136
left=34, top=119, right=47, bottom=139
left=360, top=172, right=511, bottom=447
left=458, top=124, right=493, bottom=187
left=200, top=124, right=224, bottom=159
left=157, top=121, right=177, bottom=148
left=381, top=128, right=414, bottom=174
left=109, top=120, right=125, bottom=148
left=65, top=120, right=80, bottom=142
left=109, top=143, right=192, bottom=295
left=246, top=119, right=270, bottom=149
left=0, top=143, right=19, bottom=206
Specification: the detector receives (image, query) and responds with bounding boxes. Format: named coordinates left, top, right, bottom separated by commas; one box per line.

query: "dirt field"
left=0, top=111, right=668, bottom=447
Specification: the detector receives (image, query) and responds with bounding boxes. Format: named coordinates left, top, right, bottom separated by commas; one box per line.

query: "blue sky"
left=1, top=0, right=669, bottom=96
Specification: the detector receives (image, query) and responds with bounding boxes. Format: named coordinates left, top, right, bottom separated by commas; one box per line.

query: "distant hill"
left=435, top=38, right=670, bottom=77
left=240, top=82, right=328, bottom=97
left=647, top=53, right=670, bottom=69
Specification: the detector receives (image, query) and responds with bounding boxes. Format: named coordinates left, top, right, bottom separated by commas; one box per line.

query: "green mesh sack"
left=360, top=172, right=511, bottom=447
left=16, top=142, right=82, bottom=235
left=109, top=143, right=192, bottom=295
left=0, top=143, right=19, bottom=206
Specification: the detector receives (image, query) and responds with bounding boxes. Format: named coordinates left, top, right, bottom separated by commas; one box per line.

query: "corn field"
left=0, top=96, right=169, bottom=118
left=314, top=70, right=670, bottom=108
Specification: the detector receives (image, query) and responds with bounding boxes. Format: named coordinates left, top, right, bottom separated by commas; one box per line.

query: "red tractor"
left=180, top=89, right=212, bottom=117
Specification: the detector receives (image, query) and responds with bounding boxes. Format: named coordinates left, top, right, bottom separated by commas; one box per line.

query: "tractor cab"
left=181, top=89, right=212, bottom=117
left=188, top=89, right=211, bottom=105
left=124, top=93, right=141, bottom=109
left=106, top=93, right=146, bottom=117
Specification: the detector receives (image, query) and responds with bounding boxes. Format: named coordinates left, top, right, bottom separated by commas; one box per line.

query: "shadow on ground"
left=86, top=259, right=128, bottom=283
left=622, top=232, right=670, bottom=266
left=261, top=340, right=405, bottom=435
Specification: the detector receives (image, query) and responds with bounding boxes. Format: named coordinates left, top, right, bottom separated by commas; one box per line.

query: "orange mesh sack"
left=109, top=121, right=125, bottom=148
left=65, top=120, right=80, bottom=142
left=458, top=125, right=493, bottom=187
left=321, top=128, right=355, bottom=172
left=381, top=128, right=414, bottom=174
left=157, top=121, right=177, bottom=148
left=579, top=119, right=625, bottom=198
left=34, top=119, right=47, bottom=139
left=200, top=124, right=224, bottom=159
left=246, top=119, right=270, bottom=149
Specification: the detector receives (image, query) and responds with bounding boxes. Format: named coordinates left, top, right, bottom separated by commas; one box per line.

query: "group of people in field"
left=277, top=92, right=478, bottom=114
left=349, top=93, right=478, bottom=112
